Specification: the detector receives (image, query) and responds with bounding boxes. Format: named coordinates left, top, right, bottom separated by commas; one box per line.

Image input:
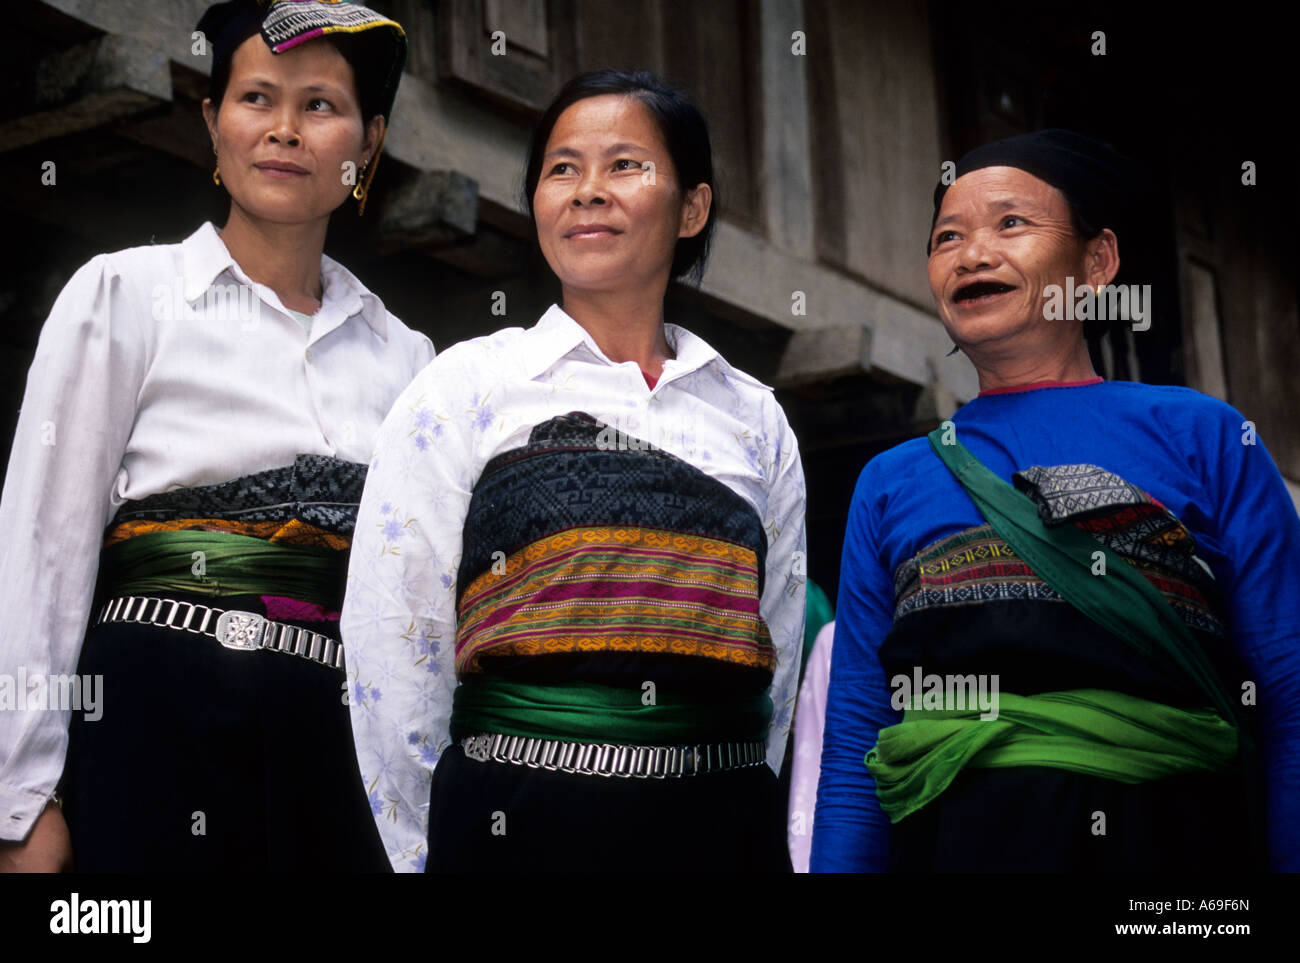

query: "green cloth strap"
left=450, top=674, right=773, bottom=744
left=867, top=688, right=1239, bottom=822
left=99, top=529, right=345, bottom=608
left=927, top=428, right=1237, bottom=723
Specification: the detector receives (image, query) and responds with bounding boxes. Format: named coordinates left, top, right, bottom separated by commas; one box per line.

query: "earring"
left=348, top=155, right=364, bottom=198
left=352, top=123, right=388, bottom=216
left=213, top=165, right=221, bottom=186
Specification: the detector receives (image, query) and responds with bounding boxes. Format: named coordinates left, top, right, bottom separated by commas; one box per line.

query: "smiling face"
left=531, top=94, right=710, bottom=296
left=203, top=35, right=382, bottom=226
left=928, top=166, right=1105, bottom=350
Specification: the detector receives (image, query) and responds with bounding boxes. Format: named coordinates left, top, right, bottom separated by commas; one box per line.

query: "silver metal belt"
left=95, top=595, right=345, bottom=672
left=460, top=732, right=767, bottom=778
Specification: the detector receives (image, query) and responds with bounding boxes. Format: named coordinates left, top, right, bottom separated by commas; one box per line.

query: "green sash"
left=450, top=674, right=773, bottom=744
left=868, top=689, right=1237, bottom=822
left=99, top=529, right=345, bottom=607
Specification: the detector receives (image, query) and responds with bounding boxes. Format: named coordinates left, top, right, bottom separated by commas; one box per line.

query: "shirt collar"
left=976, top=376, right=1104, bottom=397
left=520, top=303, right=770, bottom=390
left=180, top=222, right=388, bottom=341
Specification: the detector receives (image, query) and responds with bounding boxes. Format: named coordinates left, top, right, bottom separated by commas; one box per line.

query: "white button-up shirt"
left=342, top=304, right=807, bottom=872
left=0, top=222, right=434, bottom=840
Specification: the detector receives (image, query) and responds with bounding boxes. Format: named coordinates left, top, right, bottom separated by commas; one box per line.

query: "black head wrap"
left=928, top=129, right=1142, bottom=255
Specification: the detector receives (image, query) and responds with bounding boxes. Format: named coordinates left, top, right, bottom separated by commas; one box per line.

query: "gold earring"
left=213, top=165, right=221, bottom=186
left=353, top=129, right=387, bottom=216
left=352, top=160, right=371, bottom=213
left=352, top=160, right=367, bottom=199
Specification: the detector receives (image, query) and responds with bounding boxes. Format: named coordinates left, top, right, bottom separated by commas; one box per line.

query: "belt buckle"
left=215, top=610, right=266, bottom=651
left=463, top=734, right=493, bottom=762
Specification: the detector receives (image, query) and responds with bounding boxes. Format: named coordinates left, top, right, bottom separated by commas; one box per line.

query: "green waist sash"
left=867, top=688, right=1239, bottom=822
left=450, top=674, right=773, bottom=745
left=99, top=530, right=345, bottom=608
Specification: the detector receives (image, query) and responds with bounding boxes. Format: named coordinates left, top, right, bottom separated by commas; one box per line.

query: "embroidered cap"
left=198, top=0, right=406, bottom=120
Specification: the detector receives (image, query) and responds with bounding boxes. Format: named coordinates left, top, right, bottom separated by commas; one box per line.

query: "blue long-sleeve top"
left=809, top=379, right=1300, bottom=871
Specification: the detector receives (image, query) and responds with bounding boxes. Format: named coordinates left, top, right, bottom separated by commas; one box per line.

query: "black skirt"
left=885, top=764, right=1261, bottom=872
left=62, top=591, right=389, bottom=872
left=426, top=742, right=792, bottom=872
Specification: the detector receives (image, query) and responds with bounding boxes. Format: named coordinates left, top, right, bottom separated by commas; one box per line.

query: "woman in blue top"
left=811, top=129, right=1300, bottom=872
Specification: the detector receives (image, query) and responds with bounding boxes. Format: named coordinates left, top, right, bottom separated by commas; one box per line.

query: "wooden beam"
left=371, top=163, right=479, bottom=254
left=775, top=323, right=872, bottom=387
left=0, top=34, right=171, bottom=153
left=432, top=224, right=533, bottom=280
left=114, top=61, right=213, bottom=169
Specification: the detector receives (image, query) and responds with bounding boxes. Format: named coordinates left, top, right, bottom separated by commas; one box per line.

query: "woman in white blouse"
left=343, top=69, right=807, bottom=872
left=0, top=1, right=430, bottom=871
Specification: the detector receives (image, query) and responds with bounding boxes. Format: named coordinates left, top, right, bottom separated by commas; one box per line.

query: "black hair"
left=1066, top=203, right=1102, bottom=243
left=209, top=32, right=387, bottom=125
left=522, top=69, right=718, bottom=284
left=1067, top=205, right=1114, bottom=341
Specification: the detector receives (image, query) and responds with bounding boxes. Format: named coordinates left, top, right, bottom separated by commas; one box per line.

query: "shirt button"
left=305, top=349, right=314, bottom=361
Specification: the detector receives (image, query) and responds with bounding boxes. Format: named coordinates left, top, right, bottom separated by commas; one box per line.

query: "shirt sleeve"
left=788, top=621, right=834, bottom=872
left=759, top=403, right=807, bottom=775
left=413, top=329, right=435, bottom=371
left=1201, top=403, right=1300, bottom=871
left=341, top=362, right=472, bottom=873
left=810, top=459, right=901, bottom=871
left=0, top=255, right=145, bottom=841
left=386, top=311, right=435, bottom=379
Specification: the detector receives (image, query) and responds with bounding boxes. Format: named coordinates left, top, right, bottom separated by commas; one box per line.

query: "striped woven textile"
left=454, top=413, right=774, bottom=677
left=104, top=516, right=350, bottom=550
left=893, top=463, right=1226, bottom=638
left=456, top=525, right=771, bottom=674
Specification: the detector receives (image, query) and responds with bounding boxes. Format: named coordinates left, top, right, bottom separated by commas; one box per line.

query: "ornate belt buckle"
left=463, top=734, right=492, bottom=762
left=215, top=610, right=266, bottom=651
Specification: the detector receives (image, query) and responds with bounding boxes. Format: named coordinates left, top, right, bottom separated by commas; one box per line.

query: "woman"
left=342, top=69, right=806, bottom=872
left=0, top=0, right=430, bottom=872
left=811, top=129, right=1300, bottom=872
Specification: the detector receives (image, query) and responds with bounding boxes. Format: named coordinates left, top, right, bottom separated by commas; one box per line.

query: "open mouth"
left=953, top=280, right=1016, bottom=305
